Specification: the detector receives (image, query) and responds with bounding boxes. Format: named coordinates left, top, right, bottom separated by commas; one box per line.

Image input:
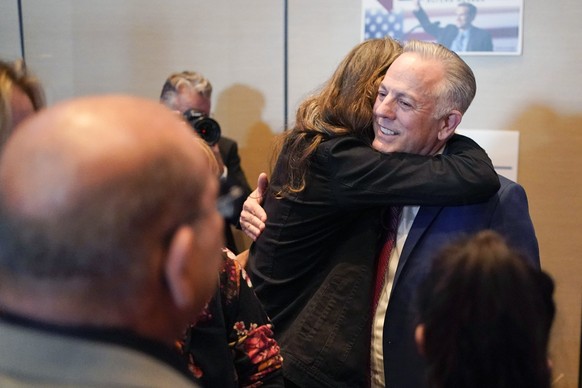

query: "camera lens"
left=194, top=118, right=221, bottom=146
left=183, top=109, right=221, bottom=146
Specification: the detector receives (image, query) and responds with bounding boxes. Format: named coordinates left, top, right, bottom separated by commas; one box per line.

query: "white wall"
left=10, top=0, right=284, bottom=141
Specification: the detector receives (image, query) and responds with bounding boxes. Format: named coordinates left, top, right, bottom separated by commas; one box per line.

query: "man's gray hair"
left=403, top=40, right=476, bottom=119
left=160, top=71, right=212, bottom=110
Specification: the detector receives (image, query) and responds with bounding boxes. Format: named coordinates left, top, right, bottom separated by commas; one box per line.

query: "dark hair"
left=417, top=230, right=555, bottom=388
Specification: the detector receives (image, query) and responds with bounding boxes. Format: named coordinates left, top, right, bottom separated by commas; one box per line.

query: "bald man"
left=0, top=95, right=224, bottom=387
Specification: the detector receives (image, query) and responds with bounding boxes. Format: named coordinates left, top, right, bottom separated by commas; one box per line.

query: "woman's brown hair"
left=278, top=38, right=402, bottom=195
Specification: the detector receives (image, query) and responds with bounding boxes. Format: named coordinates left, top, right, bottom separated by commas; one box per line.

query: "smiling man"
left=371, top=41, right=538, bottom=387
left=241, top=40, right=538, bottom=387
left=372, top=52, right=460, bottom=155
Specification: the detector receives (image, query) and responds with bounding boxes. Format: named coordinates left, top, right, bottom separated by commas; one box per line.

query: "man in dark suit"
left=241, top=41, right=538, bottom=387
left=376, top=176, right=538, bottom=387
left=160, top=71, right=252, bottom=253
left=413, top=1, right=493, bottom=52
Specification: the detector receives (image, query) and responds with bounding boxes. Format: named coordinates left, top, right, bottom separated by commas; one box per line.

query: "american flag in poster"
left=362, top=0, right=523, bottom=55
left=363, top=2, right=403, bottom=41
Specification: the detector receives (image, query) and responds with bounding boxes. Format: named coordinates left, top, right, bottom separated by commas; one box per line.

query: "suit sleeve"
left=481, top=29, right=493, bottom=51
left=489, top=179, right=540, bottom=268
left=413, top=7, right=443, bottom=38
left=325, top=134, right=500, bottom=207
left=219, top=138, right=252, bottom=226
left=483, top=33, right=493, bottom=51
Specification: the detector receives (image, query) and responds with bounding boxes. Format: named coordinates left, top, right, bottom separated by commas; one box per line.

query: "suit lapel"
left=393, top=206, right=442, bottom=287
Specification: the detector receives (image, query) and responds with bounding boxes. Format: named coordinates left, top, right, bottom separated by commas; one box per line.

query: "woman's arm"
left=326, top=134, right=499, bottom=207
left=240, top=134, right=499, bottom=239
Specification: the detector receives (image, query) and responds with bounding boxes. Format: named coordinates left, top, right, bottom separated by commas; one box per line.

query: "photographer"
left=161, top=71, right=252, bottom=253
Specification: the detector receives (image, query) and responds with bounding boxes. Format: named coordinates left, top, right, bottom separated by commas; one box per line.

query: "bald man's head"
left=0, top=95, right=223, bottom=331
left=5, top=96, right=189, bottom=210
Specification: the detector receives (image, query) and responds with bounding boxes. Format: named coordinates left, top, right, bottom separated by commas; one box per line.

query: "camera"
left=183, top=109, right=221, bottom=146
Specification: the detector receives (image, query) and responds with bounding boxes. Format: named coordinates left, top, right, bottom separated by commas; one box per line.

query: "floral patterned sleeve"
left=178, top=249, right=284, bottom=388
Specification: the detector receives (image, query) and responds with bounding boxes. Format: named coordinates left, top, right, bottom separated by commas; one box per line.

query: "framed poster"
left=362, top=0, right=524, bottom=55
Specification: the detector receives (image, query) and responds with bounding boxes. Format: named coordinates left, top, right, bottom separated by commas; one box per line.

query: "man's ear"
left=415, top=324, right=426, bottom=356
left=437, top=110, right=462, bottom=141
left=164, top=225, right=196, bottom=309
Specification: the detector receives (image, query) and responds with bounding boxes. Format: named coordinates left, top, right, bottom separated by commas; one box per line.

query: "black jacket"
left=249, top=134, right=500, bottom=387
left=218, top=136, right=252, bottom=253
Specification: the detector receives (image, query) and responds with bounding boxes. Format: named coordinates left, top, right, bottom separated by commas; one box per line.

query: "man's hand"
left=240, top=173, right=269, bottom=241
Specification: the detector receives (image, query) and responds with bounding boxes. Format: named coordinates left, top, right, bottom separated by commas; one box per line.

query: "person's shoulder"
left=499, top=175, right=520, bottom=187
left=472, top=25, right=492, bottom=37
left=312, top=136, right=379, bottom=172
left=498, top=175, right=528, bottom=196
left=320, top=135, right=370, bottom=148
left=444, top=24, right=459, bottom=34
left=219, top=136, right=237, bottom=148
left=315, top=135, right=372, bottom=158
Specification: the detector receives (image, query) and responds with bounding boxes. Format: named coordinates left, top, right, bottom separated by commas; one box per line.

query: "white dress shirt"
left=370, top=205, right=420, bottom=388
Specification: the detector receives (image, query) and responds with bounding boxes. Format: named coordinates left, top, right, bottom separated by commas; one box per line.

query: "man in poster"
left=413, top=0, right=493, bottom=52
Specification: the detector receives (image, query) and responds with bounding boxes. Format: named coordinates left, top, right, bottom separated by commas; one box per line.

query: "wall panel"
left=20, top=0, right=284, bottom=184
left=0, top=0, right=23, bottom=60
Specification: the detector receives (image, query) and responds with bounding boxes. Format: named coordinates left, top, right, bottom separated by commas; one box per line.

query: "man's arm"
left=474, top=28, right=494, bottom=51
left=490, top=177, right=540, bottom=268
left=219, top=137, right=252, bottom=193
left=413, top=0, right=443, bottom=38
left=240, top=173, right=269, bottom=241
left=218, top=137, right=252, bottom=226
left=329, top=134, right=500, bottom=207
left=241, top=132, right=501, bottom=239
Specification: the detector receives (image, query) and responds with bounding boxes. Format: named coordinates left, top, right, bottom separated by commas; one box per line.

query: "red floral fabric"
left=178, top=249, right=283, bottom=387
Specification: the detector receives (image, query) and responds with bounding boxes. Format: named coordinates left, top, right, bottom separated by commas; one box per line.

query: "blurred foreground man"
left=0, top=95, right=224, bottom=387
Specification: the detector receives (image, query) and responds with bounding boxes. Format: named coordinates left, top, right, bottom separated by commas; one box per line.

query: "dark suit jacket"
left=218, top=136, right=251, bottom=253
left=278, top=175, right=538, bottom=387
left=414, top=7, right=493, bottom=51
left=383, top=175, right=539, bottom=388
